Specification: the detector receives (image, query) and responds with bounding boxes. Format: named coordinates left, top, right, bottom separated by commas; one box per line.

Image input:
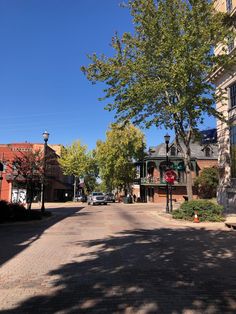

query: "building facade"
left=213, top=0, right=236, bottom=210
left=0, top=143, right=73, bottom=203
left=138, top=130, right=218, bottom=203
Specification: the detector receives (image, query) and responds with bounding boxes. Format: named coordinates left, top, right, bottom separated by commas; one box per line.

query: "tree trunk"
left=73, top=175, right=77, bottom=201
left=184, top=149, right=193, bottom=200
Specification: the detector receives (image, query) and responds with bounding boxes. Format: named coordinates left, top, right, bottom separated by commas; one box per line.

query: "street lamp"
left=41, top=131, right=49, bottom=213
left=164, top=133, right=170, bottom=213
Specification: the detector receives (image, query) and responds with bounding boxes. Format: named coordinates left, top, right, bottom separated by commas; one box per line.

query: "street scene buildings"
left=0, top=143, right=73, bottom=203
left=139, top=129, right=218, bottom=203
left=1, top=1, right=236, bottom=313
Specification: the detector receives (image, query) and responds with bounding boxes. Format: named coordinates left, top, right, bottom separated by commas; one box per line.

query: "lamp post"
left=164, top=133, right=170, bottom=213
left=41, top=131, right=49, bottom=213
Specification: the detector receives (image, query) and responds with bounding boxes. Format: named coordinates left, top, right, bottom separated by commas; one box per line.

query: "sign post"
left=164, top=170, right=177, bottom=212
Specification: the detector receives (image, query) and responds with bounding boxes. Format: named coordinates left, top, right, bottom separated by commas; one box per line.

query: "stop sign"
left=165, top=170, right=177, bottom=184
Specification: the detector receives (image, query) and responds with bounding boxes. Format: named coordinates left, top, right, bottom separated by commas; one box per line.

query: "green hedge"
left=0, top=200, right=42, bottom=222
left=172, top=199, right=224, bottom=222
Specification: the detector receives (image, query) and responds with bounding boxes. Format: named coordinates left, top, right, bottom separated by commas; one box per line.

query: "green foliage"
left=59, top=141, right=89, bottom=177
left=59, top=141, right=99, bottom=194
left=95, top=123, right=145, bottom=192
left=194, top=167, right=219, bottom=199
left=172, top=199, right=224, bottom=222
left=82, top=0, right=230, bottom=199
left=0, top=201, right=42, bottom=222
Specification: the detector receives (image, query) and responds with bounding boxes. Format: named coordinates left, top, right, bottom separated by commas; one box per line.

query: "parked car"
left=75, top=195, right=87, bottom=202
left=87, top=192, right=107, bottom=205
left=105, top=193, right=115, bottom=203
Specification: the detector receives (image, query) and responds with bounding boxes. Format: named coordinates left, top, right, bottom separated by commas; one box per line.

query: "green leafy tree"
left=59, top=141, right=97, bottom=197
left=82, top=0, right=230, bottom=199
left=95, top=123, right=145, bottom=193
left=194, top=167, right=219, bottom=199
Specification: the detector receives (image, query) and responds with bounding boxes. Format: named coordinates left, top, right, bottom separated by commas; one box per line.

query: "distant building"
left=0, top=143, right=73, bottom=203
left=213, top=0, right=236, bottom=210
left=136, top=129, right=218, bottom=203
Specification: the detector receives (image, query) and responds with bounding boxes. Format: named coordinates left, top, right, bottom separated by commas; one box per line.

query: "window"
left=230, top=126, right=236, bottom=178
left=205, top=147, right=211, bottom=157
left=170, top=146, right=176, bottom=156
left=226, top=0, right=232, bottom=12
left=230, top=83, right=236, bottom=108
left=228, top=34, right=235, bottom=53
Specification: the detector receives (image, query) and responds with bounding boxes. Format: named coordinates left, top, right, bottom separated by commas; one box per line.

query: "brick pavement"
left=0, top=202, right=236, bottom=313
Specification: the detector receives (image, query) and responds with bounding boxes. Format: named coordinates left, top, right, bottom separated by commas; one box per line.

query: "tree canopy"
left=82, top=0, right=230, bottom=199
left=59, top=141, right=90, bottom=178
left=95, top=123, right=145, bottom=193
left=59, top=141, right=98, bottom=194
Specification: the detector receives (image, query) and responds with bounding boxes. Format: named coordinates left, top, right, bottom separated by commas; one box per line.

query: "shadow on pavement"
left=2, top=227, right=236, bottom=313
left=0, top=206, right=83, bottom=267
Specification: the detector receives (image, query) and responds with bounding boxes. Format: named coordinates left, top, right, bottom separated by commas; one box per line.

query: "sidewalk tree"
left=59, top=141, right=97, bottom=197
left=95, top=123, right=145, bottom=193
left=82, top=0, right=230, bottom=200
left=9, top=150, right=43, bottom=209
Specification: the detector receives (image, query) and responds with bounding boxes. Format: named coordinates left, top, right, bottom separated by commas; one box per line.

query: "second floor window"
left=230, top=83, right=236, bottom=108
left=205, top=147, right=211, bottom=157
left=170, top=146, right=176, bottom=156
left=226, top=0, right=232, bottom=12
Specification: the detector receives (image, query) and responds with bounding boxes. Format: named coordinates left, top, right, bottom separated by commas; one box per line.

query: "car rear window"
left=92, top=192, right=103, bottom=196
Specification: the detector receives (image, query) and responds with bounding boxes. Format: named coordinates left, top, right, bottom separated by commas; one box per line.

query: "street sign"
left=165, top=170, right=177, bottom=184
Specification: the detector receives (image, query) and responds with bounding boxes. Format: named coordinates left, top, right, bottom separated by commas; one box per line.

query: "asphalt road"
left=0, top=202, right=236, bottom=314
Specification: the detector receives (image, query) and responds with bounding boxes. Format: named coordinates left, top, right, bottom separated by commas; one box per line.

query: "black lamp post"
left=41, top=131, right=49, bottom=213
left=164, top=133, right=170, bottom=213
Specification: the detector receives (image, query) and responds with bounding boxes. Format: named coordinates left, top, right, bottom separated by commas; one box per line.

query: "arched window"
left=205, top=147, right=211, bottom=157
left=170, top=146, right=176, bottom=156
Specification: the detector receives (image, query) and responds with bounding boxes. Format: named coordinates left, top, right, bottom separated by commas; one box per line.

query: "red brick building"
left=138, top=129, right=218, bottom=203
left=0, top=143, right=73, bottom=203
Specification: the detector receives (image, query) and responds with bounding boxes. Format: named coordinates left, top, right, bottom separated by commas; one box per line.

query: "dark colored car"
left=75, top=195, right=87, bottom=202
left=105, top=193, right=115, bottom=203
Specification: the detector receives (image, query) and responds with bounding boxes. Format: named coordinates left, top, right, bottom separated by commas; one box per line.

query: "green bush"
left=10, top=203, right=28, bottom=221
left=194, top=167, right=219, bottom=199
left=172, top=199, right=224, bottom=222
left=0, top=200, right=12, bottom=222
left=0, top=201, right=42, bottom=222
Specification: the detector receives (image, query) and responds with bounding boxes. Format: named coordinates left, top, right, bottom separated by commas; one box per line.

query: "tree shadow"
left=0, top=206, right=83, bottom=267
left=2, top=227, right=236, bottom=313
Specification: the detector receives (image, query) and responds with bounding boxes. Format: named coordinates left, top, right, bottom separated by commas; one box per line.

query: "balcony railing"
left=141, top=176, right=160, bottom=184
left=141, top=176, right=186, bottom=185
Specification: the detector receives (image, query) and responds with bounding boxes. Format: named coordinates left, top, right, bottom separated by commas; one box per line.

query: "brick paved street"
left=0, top=202, right=236, bottom=314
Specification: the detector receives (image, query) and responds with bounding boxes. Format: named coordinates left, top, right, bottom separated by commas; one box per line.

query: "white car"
left=87, top=192, right=107, bottom=205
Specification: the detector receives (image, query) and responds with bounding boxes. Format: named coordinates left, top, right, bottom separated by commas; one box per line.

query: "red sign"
left=164, top=170, right=177, bottom=184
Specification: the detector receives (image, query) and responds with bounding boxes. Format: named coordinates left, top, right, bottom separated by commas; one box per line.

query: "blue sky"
left=0, top=0, right=215, bottom=150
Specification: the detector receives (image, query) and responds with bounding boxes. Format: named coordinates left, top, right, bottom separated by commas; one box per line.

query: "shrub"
left=0, top=200, right=12, bottom=222
left=172, top=199, right=224, bottom=222
left=194, top=167, right=219, bottom=199
left=0, top=202, right=42, bottom=222
left=9, top=203, right=27, bottom=221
